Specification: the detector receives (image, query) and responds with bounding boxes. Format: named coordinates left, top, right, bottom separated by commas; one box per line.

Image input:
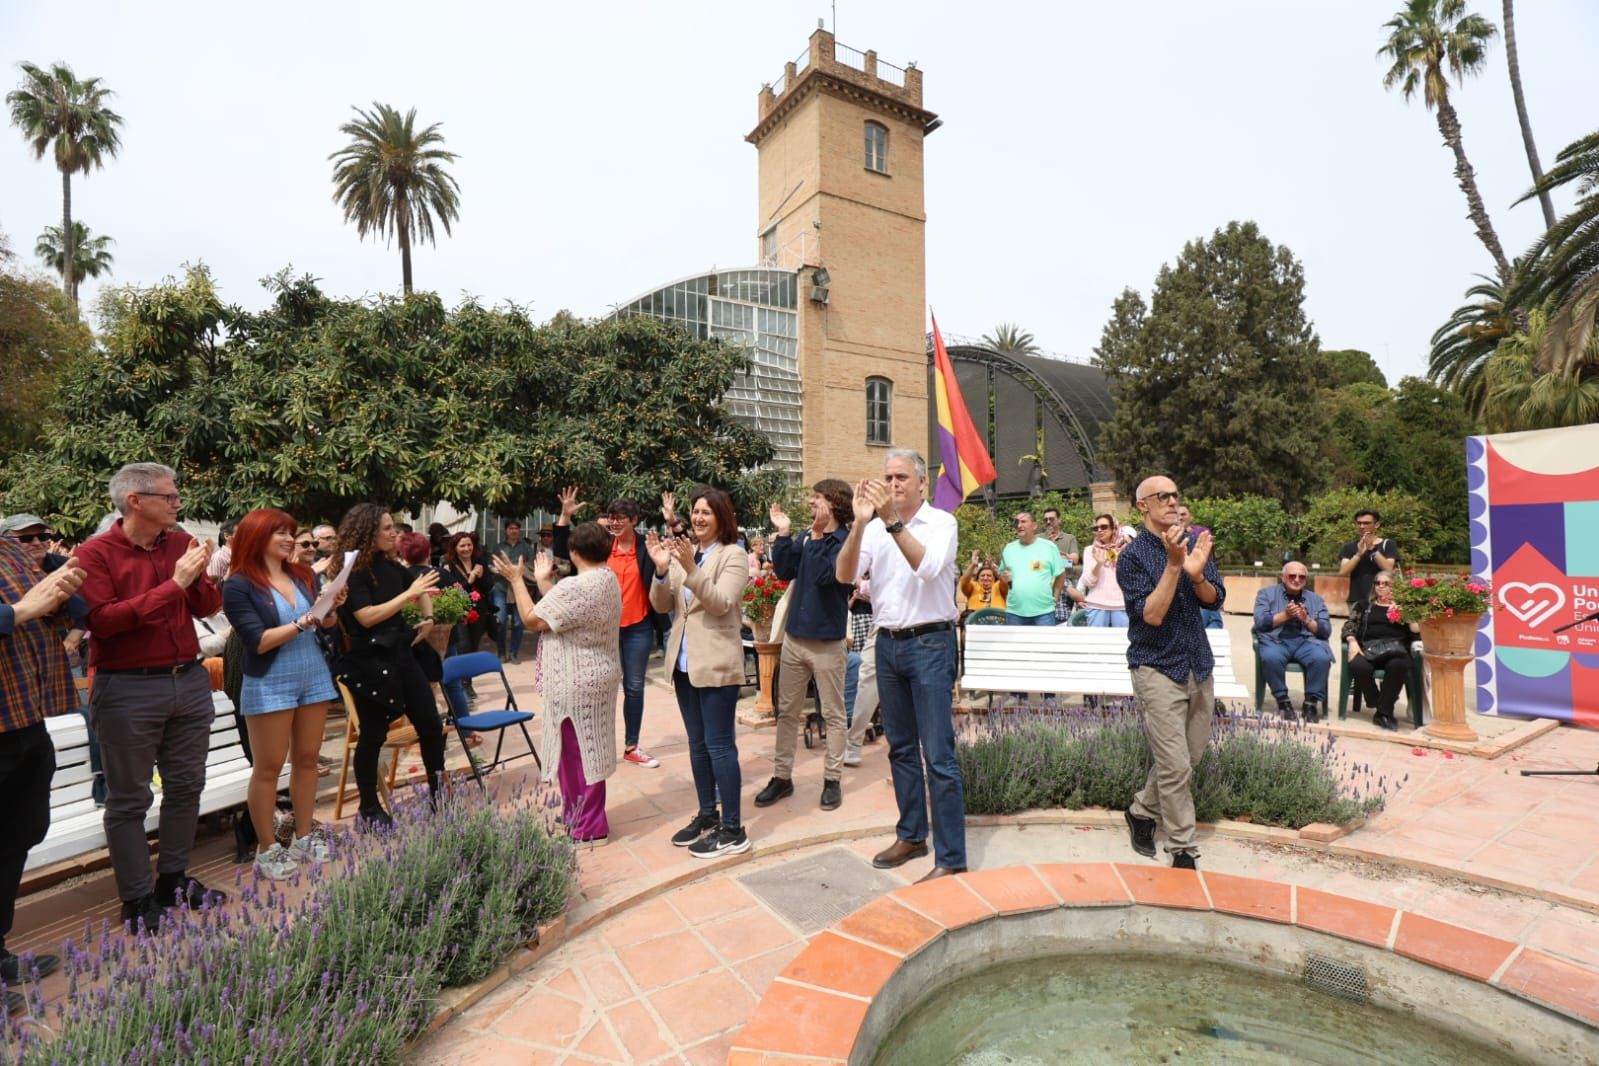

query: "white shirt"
left=850, top=502, right=959, bottom=630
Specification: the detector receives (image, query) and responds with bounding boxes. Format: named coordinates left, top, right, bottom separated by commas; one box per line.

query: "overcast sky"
left=4, top=1, right=1595, bottom=385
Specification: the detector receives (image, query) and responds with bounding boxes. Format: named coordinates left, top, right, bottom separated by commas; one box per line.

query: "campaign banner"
left=1469, top=423, right=1599, bottom=728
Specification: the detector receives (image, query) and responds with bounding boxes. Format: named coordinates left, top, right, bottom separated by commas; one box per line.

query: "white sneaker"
left=843, top=744, right=863, bottom=766
left=289, top=826, right=332, bottom=863
left=254, top=843, right=298, bottom=881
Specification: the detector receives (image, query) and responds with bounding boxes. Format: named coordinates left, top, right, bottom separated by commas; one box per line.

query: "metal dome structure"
left=929, top=335, right=1115, bottom=497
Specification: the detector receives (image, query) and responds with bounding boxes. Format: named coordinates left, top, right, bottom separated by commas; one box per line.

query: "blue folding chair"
left=439, top=651, right=541, bottom=785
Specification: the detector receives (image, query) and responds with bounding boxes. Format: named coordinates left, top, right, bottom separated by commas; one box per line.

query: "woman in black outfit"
left=333, top=504, right=448, bottom=828
left=1341, top=572, right=1419, bottom=731
left=439, top=531, right=498, bottom=656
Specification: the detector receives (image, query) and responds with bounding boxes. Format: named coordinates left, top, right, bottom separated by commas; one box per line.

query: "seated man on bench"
left=1253, top=561, right=1332, bottom=722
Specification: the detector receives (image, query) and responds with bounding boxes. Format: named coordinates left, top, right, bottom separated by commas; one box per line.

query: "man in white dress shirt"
left=835, top=449, right=966, bottom=881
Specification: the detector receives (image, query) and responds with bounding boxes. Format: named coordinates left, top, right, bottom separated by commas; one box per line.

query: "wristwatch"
left=884, top=520, right=905, bottom=535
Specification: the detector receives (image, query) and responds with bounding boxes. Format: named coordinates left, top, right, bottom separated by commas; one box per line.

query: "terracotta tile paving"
left=14, top=655, right=1599, bottom=1063
left=1393, top=913, right=1517, bottom=980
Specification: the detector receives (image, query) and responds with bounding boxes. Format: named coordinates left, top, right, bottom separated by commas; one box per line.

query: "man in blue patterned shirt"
left=1115, top=476, right=1225, bottom=870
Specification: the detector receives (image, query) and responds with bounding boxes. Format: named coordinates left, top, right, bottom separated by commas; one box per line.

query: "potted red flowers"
left=743, top=575, right=789, bottom=644
left=1392, top=572, right=1493, bottom=743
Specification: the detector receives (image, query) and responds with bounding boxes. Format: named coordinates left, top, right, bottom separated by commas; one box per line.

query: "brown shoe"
left=915, top=865, right=967, bottom=883
left=871, top=838, right=929, bottom=869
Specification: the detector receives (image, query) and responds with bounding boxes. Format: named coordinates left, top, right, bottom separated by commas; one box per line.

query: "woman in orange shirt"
left=959, top=551, right=1007, bottom=616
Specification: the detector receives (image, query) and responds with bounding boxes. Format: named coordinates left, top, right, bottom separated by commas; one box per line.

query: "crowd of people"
left=0, top=453, right=1412, bottom=1012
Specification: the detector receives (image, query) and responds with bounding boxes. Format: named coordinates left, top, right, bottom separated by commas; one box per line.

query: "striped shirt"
left=0, top=539, right=79, bottom=733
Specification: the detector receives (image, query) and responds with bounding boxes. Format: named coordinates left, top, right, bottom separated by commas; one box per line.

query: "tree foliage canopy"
left=0, top=255, right=92, bottom=456
left=1093, top=221, right=1328, bottom=508
left=0, top=268, right=781, bottom=535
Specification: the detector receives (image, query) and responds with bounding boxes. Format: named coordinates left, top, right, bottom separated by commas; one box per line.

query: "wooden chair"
left=333, top=679, right=422, bottom=820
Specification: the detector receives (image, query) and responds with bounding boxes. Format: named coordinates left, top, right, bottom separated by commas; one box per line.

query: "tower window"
left=864, top=121, right=889, bottom=174
left=761, top=225, right=778, bottom=264
left=866, top=376, right=893, bottom=444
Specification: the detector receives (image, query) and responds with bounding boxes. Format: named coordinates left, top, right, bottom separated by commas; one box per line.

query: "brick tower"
left=747, top=28, right=939, bottom=484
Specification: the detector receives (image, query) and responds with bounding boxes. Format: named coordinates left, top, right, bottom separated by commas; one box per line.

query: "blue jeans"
left=672, top=671, right=742, bottom=829
left=1085, top=608, right=1129, bottom=628
left=1004, top=611, right=1057, bottom=626
left=1259, top=634, right=1333, bottom=702
left=843, top=649, right=862, bottom=725
left=494, top=587, right=524, bottom=659
left=1201, top=607, right=1223, bottom=630
left=875, top=628, right=965, bottom=869
left=618, top=619, right=655, bottom=749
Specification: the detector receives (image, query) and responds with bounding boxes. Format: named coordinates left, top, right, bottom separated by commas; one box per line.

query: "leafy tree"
left=1500, top=0, right=1555, bottom=230
left=1379, top=0, right=1511, bottom=285
left=1320, top=349, right=1388, bottom=388
left=0, top=269, right=780, bottom=535
left=1184, top=496, right=1295, bottom=567
left=1093, top=221, right=1328, bottom=508
left=5, top=62, right=123, bottom=306
left=329, top=103, right=460, bottom=295
left=1299, top=488, right=1448, bottom=568
left=0, top=254, right=91, bottom=457
left=981, top=323, right=1040, bottom=356
left=35, top=221, right=113, bottom=302
left=1480, top=304, right=1599, bottom=432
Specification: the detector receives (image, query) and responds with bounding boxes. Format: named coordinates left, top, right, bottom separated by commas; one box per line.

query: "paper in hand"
left=309, top=551, right=359, bottom=622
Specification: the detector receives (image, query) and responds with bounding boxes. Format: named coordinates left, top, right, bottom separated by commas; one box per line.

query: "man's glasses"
left=136, top=492, right=182, bottom=506
left=1285, top=574, right=1307, bottom=581
left=10, top=533, right=53, bottom=544
left=1139, top=490, right=1181, bottom=504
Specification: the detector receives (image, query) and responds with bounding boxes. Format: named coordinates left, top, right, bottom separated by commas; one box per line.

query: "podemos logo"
left=1497, top=582, right=1566, bottom=629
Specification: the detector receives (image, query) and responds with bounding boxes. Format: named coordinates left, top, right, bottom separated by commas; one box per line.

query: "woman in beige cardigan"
left=646, top=485, right=752, bottom=858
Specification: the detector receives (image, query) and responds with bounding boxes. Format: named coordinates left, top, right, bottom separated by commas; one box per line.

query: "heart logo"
left=1498, top=582, right=1566, bottom=629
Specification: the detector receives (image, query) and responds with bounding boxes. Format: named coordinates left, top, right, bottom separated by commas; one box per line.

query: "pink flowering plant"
left=1389, top=571, right=1493, bottom=625
left=401, top=586, right=471, bottom=626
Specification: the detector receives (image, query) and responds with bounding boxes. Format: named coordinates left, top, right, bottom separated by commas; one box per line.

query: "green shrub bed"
left=1, top=783, right=576, bottom=1065
left=959, top=704, right=1396, bottom=828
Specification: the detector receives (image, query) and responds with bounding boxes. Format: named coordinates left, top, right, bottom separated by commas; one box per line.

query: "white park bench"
left=27, top=688, right=284, bottom=873
left=958, top=625, right=1250, bottom=706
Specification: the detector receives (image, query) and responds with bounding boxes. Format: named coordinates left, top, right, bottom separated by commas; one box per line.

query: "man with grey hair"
left=1116, top=474, right=1224, bottom=871
left=74, top=462, right=227, bottom=932
left=836, top=448, right=966, bottom=881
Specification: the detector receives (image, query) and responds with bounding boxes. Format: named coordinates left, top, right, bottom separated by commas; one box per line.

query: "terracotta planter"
left=752, top=640, right=781, bottom=716
left=1419, top=612, right=1482, bottom=743
left=424, top=625, right=455, bottom=659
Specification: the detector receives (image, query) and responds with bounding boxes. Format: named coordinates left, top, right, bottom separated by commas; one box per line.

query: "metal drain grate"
left=738, top=848, right=902, bottom=935
left=1303, top=951, right=1369, bottom=1003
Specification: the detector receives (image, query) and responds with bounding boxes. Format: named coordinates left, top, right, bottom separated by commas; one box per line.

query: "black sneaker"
left=689, top=825, right=751, bottom=859
left=1124, top=810, right=1156, bottom=858
left=120, top=893, right=163, bottom=934
left=4, top=990, right=21, bottom=1016
left=154, top=872, right=226, bottom=910
left=1172, top=852, right=1197, bottom=870
left=820, top=779, right=842, bottom=811
left=1276, top=697, right=1298, bottom=722
left=1301, top=697, right=1323, bottom=723
left=754, top=777, right=793, bottom=807
left=0, top=951, right=59, bottom=985
left=671, top=809, right=720, bottom=847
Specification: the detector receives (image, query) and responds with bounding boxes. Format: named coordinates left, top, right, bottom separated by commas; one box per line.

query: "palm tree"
left=1501, top=1, right=1555, bottom=230
left=1511, top=128, right=1599, bottom=379
left=1428, top=273, right=1514, bottom=416
left=1379, top=0, right=1511, bottom=285
left=6, top=62, right=123, bottom=305
left=35, top=221, right=113, bottom=302
left=329, top=102, right=460, bottom=295
left=1480, top=305, right=1599, bottom=431
left=982, top=323, right=1040, bottom=356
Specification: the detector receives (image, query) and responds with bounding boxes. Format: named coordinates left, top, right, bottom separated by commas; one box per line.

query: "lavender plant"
left=958, top=704, right=1394, bottom=828
left=0, top=781, right=576, bottom=1066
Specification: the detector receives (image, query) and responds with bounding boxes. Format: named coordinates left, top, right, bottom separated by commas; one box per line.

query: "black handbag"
left=1361, top=638, right=1408, bottom=662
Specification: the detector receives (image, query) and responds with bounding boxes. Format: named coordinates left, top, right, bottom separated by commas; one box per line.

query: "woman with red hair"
left=221, top=508, right=344, bottom=880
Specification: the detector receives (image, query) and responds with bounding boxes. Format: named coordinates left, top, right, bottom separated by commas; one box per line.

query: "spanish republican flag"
left=930, top=311, right=997, bottom=511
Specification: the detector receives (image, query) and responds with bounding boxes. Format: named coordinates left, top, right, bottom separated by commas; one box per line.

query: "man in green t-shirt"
left=999, top=512, right=1067, bottom=626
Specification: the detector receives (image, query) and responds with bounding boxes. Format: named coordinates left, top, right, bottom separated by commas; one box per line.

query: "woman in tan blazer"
left=646, top=485, right=752, bottom=858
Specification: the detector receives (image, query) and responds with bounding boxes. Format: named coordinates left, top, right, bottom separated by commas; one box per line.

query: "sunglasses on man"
left=9, top=533, right=54, bottom=544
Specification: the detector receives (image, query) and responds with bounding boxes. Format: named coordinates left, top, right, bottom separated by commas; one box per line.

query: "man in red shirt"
left=74, top=463, right=227, bottom=932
